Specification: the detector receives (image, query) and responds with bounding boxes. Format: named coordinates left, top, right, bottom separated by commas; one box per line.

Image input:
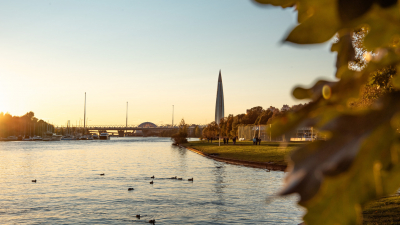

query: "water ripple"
left=0, top=137, right=303, bottom=224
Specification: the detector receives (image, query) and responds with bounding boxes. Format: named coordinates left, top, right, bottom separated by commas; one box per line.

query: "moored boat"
left=4, top=136, right=18, bottom=141
left=42, top=132, right=62, bottom=141
left=99, top=133, right=110, bottom=140
left=61, top=135, right=76, bottom=140
left=32, top=136, right=43, bottom=141
left=23, top=136, right=33, bottom=141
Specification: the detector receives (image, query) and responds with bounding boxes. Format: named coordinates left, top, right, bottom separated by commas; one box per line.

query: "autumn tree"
left=254, top=0, right=400, bottom=224
left=225, top=114, right=234, bottom=137
left=194, top=125, right=201, bottom=137
left=171, top=119, right=188, bottom=145
left=0, top=111, right=53, bottom=138
left=202, top=121, right=219, bottom=142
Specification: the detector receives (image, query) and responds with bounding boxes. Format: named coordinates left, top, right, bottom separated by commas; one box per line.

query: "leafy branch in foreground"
left=253, top=0, right=400, bottom=224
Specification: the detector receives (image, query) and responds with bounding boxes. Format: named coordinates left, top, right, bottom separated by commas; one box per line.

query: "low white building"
left=281, top=104, right=291, bottom=112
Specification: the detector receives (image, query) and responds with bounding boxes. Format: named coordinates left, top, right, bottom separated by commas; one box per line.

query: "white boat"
left=42, top=132, right=62, bottom=141
left=61, top=135, right=76, bottom=140
left=79, top=136, right=88, bottom=140
left=99, top=133, right=110, bottom=140
left=32, top=136, right=43, bottom=141
left=4, top=136, right=18, bottom=141
left=23, top=136, right=33, bottom=141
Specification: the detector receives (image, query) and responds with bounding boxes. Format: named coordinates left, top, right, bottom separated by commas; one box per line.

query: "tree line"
left=160, top=123, right=202, bottom=138
left=0, top=111, right=54, bottom=138
left=201, top=104, right=306, bottom=140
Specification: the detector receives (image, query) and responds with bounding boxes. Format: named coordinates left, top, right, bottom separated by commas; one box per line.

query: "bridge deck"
left=86, top=127, right=177, bottom=131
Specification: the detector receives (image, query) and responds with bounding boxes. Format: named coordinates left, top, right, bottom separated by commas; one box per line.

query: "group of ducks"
left=31, top=173, right=194, bottom=224
left=135, top=215, right=155, bottom=224
left=133, top=175, right=193, bottom=224
left=89, top=174, right=194, bottom=191
left=163, top=176, right=193, bottom=181
left=148, top=175, right=193, bottom=185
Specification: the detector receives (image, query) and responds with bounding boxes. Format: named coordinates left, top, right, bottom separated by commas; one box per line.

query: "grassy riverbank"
left=181, top=140, right=303, bottom=166
left=183, top=140, right=400, bottom=224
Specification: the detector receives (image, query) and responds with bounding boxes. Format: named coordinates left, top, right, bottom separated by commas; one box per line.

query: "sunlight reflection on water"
left=0, top=137, right=304, bottom=224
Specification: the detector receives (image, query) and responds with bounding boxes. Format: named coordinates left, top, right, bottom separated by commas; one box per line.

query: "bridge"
left=86, top=126, right=177, bottom=137
left=84, top=122, right=171, bottom=137
left=86, top=126, right=176, bottom=131
left=58, top=122, right=202, bottom=137
left=85, top=122, right=200, bottom=137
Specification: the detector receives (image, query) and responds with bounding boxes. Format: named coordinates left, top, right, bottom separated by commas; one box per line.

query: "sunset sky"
left=0, top=0, right=336, bottom=126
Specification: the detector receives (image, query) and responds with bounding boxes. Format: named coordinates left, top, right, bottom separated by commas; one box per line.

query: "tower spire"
left=215, top=70, right=224, bottom=124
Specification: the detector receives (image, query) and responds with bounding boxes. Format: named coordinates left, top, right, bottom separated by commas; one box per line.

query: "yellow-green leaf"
left=285, top=0, right=339, bottom=44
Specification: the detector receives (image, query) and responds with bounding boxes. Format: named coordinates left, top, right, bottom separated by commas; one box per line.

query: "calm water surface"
left=0, top=137, right=304, bottom=224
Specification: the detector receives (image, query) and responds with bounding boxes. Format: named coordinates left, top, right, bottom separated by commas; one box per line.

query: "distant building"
left=281, top=104, right=291, bottom=112
left=215, top=70, right=224, bottom=124
left=138, top=122, right=157, bottom=128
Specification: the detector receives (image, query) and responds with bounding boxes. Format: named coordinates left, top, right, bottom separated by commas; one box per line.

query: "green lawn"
left=181, top=140, right=303, bottom=166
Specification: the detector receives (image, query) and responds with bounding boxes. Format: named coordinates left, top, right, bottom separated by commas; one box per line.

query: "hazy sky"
left=0, top=0, right=336, bottom=126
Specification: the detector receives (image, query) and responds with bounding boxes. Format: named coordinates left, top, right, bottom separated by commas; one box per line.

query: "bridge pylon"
left=118, top=130, right=125, bottom=137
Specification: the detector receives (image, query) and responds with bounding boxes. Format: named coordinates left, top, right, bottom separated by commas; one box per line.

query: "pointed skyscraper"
left=215, top=70, right=224, bottom=124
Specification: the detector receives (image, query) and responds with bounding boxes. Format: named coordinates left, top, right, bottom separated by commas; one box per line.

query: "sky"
left=0, top=0, right=337, bottom=126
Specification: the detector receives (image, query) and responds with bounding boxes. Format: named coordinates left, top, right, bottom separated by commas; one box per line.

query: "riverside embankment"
left=180, top=140, right=304, bottom=171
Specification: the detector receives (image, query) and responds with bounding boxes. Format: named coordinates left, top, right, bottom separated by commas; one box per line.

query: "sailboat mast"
left=84, top=92, right=86, bottom=132
left=126, top=102, right=128, bottom=134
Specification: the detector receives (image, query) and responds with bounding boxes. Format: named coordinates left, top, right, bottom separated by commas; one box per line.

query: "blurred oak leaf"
left=252, top=0, right=400, bottom=224
left=281, top=92, right=400, bottom=224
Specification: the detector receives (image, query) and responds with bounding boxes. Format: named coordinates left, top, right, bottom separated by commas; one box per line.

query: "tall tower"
left=215, top=70, right=224, bottom=124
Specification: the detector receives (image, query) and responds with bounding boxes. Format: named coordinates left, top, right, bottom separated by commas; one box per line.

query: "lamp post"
left=270, top=124, right=271, bottom=142
left=258, top=115, right=263, bottom=140
left=219, top=123, right=221, bottom=147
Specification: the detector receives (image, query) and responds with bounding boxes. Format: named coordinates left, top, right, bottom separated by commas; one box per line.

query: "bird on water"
left=128, top=188, right=134, bottom=191
left=32, top=179, right=37, bottom=183
left=100, top=173, right=105, bottom=176
left=148, top=219, right=156, bottom=224
left=188, top=178, right=193, bottom=181
left=150, top=181, right=153, bottom=184
left=151, top=175, right=154, bottom=179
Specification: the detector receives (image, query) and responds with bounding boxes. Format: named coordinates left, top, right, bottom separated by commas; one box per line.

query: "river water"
left=0, top=137, right=304, bottom=224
